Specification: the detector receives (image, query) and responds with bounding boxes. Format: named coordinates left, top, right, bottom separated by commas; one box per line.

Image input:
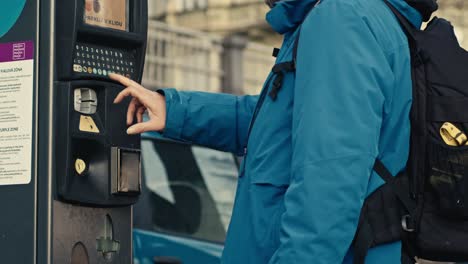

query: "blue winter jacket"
left=161, top=0, right=422, bottom=263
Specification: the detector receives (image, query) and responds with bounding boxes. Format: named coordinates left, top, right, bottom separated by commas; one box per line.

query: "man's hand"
left=110, top=73, right=166, bottom=134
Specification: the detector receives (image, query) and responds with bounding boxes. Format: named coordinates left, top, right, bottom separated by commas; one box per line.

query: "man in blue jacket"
left=112, top=0, right=436, bottom=262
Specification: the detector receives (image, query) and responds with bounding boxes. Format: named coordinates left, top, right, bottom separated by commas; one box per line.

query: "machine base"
left=53, top=201, right=133, bottom=263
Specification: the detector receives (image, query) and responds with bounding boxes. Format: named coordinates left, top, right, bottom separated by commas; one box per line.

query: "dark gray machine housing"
left=51, top=0, right=148, bottom=263
left=54, top=0, right=147, bottom=206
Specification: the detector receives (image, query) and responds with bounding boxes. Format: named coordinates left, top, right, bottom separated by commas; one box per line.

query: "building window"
left=175, top=0, right=208, bottom=12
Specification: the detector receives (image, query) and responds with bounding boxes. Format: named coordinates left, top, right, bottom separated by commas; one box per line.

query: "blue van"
left=133, top=132, right=239, bottom=264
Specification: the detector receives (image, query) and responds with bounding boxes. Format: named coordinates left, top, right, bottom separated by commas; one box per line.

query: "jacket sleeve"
left=269, top=2, right=395, bottom=263
left=160, top=88, right=258, bottom=156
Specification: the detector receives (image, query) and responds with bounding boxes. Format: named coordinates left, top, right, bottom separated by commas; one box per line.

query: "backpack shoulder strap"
left=269, top=0, right=319, bottom=100
left=354, top=160, right=418, bottom=264
left=268, top=29, right=301, bottom=100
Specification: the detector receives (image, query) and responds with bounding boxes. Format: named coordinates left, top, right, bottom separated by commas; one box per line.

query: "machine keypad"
left=73, top=43, right=136, bottom=79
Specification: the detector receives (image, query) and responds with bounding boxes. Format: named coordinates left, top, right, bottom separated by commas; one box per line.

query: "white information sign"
left=0, top=41, right=34, bottom=185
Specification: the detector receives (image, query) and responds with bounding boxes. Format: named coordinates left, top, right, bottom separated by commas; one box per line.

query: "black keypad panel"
left=72, top=43, right=136, bottom=79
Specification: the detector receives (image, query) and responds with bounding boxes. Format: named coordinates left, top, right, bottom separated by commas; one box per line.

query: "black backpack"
left=354, top=1, right=468, bottom=263
left=268, top=0, right=468, bottom=263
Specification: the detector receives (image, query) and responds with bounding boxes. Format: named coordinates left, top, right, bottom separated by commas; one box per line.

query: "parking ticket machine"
left=53, top=0, right=147, bottom=262
left=0, top=0, right=146, bottom=262
left=54, top=0, right=146, bottom=204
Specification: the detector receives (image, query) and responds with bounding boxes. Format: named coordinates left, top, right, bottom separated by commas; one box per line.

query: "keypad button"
left=73, top=43, right=135, bottom=78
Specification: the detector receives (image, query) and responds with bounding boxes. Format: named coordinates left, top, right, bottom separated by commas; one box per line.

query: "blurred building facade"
left=148, top=0, right=280, bottom=44
left=144, top=0, right=278, bottom=94
left=143, top=0, right=468, bottom=94
left=148, top=0, right=468, bottom=47
left=142, top=20, right=274, bottom=94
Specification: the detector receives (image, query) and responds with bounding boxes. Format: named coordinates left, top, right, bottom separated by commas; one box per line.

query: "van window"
left=134, top=138, right=238, bottom=243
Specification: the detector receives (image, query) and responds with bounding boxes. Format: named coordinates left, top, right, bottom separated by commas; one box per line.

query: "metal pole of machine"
left=37, top=0, right=54, bottom=262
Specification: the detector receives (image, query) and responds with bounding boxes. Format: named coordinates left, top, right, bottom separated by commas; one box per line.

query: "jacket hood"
left=266, top=0, right=438, bottom=34
left=266, top=0, right=319, bottom=34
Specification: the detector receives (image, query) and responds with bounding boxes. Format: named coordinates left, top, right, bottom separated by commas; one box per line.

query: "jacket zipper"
left=240, top=76, right=274, bottom=176
left=239, top=23, right=305, bottom=176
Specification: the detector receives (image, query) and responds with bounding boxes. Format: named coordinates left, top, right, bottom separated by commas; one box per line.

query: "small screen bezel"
left=82, top=0, right=130, bottom=32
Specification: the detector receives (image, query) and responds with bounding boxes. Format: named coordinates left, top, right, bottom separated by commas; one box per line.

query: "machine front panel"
left=51, top=0, right=147, bottom=262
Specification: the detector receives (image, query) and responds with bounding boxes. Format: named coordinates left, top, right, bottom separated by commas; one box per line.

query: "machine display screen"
left=84, top=0, right=129, bottom=31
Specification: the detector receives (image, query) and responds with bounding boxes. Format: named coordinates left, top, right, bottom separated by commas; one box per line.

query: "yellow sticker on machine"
left=79, top=115, right=100, bottom=133
left=75, top=158, right=87, bottom=175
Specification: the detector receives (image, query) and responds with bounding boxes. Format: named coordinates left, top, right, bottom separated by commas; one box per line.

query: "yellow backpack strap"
left=440, top=122, right=468, bottom=146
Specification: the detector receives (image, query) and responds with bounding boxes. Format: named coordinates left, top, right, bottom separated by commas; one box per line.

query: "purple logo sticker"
left=12, top=42, right=26, bottom=60
left=0, top=41, right=34, bottom=63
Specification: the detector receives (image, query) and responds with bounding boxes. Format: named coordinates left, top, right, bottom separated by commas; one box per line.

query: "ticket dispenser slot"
left=111, top=147, right=141, bottom=195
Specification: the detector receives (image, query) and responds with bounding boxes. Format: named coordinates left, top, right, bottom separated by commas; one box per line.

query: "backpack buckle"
left=401, top=214, right=415, bottom=232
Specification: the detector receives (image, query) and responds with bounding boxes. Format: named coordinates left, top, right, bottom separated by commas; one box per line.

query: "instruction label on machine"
left=0, top=41, right=34, bottom=185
